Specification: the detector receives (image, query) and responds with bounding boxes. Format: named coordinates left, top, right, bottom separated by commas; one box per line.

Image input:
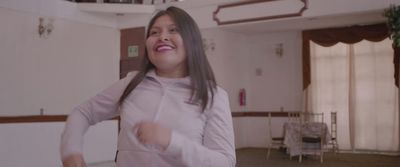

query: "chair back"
left=288, top=112, right=300, bottom=123
left=267, top=112, right=286, bottom=159
left=298, top=112, right=325, bottom=163
left=267, top=112, right=273, bottom=137
left=329, top=111, right=339, bottom=153
left=300, top=112, right=324, bottom=124
left=299, top=112, right=325, bottom=140
left=330, top=111, right=337, bottom=139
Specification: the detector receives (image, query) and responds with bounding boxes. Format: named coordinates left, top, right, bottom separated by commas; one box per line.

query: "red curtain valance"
left=302, top=23, right=399, bottom=89
left=304, top=24, right=389, bottom=46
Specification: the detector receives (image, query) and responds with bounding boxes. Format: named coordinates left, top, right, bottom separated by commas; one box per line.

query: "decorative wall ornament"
left=142, top=0, right=183, bottom=5
left=202, top=38, right=216, bottom=55
left=213, top=0, right=308, bottom=26
left=38, top=17, right=54, bottom=38
left=275, top=43, right=283, bottom=57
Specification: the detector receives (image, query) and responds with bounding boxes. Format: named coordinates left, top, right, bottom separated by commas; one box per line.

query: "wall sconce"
left=275, top=43, right=283, bottom=57
left=203, top=38, right=216, bottom=54
left=38, top=17, right=54, bottom=38
left=140, top=0, right=183, bottom=4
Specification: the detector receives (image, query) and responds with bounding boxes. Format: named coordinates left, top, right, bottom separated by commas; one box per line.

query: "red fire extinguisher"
left=239, top=88, right=246, bottom=106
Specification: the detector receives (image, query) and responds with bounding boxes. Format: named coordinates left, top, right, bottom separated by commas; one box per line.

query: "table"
left=283, top=122, right=331, bottom=156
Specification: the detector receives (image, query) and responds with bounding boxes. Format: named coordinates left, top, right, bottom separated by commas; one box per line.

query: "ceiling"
left=176, top=0, right=386, bottom=34
left=173, top=0, right=246, bottom=9
left=217, top=10, right=386, bottom=34
left=112, top=0, right=386, bottom=34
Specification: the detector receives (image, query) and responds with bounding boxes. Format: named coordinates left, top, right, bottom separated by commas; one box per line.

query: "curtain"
left=352, top=39, right=399, bottom=152
left=309, top=41, right=352, bottom=150
left=309, top=38, right=399, bottom=153
left=304, top=23, right=399, bottom=153
left=303, top=23, right=398, bottom=89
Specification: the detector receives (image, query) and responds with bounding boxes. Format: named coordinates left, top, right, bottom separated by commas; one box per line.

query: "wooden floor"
left=236, top=148, right=400, bottom=167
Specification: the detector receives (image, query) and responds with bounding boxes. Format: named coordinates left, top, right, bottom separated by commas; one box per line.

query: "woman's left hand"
left=134, top=121, right=171, bottom=150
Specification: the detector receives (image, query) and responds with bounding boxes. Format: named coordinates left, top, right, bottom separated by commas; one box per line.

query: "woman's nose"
left=159, top=32, right=169, bottom=41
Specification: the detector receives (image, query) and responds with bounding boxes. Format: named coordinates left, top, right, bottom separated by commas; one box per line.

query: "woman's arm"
left=163, top=87, right=236, bottom=167
left=60, top=72, right=136, bottom=162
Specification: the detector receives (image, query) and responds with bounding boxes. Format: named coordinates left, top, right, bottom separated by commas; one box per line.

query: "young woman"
left=61, top=6, right=235, bottom=167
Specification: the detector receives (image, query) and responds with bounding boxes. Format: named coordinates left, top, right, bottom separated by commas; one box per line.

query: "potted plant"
left=384, top=4, right=400, bottom=47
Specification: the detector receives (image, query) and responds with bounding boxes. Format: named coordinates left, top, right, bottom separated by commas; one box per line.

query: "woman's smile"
left=154, top=43, right=175, bottom=52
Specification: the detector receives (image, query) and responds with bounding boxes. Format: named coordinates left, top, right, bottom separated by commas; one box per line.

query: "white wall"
left=246, top=31, right=303, bottom=111
left=0, top=6, right=119, bottom=116
left=229, top=31, right=303, bottom=148
left=0, top=1, right=121, bottom=166
left=0, top=0, right=118, bottom=28
left=201, top=28, right=251, bottom=112
left=201, top=29, right=303, bottom=112
left=200, top=28, right=303, bottom=148
left=0, top=120, right=118, bottom=167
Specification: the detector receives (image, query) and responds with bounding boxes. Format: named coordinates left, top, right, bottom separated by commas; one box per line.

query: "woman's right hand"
left=62, top=154, right=86, bottom=167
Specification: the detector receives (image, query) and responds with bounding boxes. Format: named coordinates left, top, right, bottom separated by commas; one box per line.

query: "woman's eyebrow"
left=150, top=26, right=161, bottom=30
left=151, top=24, right=177, bottom=28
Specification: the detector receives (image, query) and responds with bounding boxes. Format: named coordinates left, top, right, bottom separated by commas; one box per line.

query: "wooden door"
left=120, top=27, right=146, bottom=78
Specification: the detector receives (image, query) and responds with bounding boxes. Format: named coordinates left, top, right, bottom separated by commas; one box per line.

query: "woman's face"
left=146, top=14, right=187, bottom=78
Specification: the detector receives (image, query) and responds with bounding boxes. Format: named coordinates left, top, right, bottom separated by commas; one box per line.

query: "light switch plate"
left=128, top=45, right=139, bottom=58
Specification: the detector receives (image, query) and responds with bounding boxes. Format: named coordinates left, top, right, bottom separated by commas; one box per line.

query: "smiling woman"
left=61, top=6, right=236, bottom=167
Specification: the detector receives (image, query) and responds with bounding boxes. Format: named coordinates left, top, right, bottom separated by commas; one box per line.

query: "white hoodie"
left=60, top=70, right=236, bottom=167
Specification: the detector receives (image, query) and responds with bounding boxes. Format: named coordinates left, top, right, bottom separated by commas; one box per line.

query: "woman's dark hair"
left=118, top=6, right=217, bottom=111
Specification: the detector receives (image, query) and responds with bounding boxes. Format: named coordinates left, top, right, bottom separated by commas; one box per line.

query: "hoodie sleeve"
left=163, top=87, right=236, bottom=167
left=60, top=72, right=137, bottom=160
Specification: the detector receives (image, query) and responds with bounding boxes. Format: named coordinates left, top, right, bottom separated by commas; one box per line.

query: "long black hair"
left=118, top=6, right=217, bottom=111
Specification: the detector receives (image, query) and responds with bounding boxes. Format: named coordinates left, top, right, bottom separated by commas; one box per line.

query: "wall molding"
left=232, top=111, right=300, bottom=117
left=0, top=111, right=301, bottom=123
left=0, top=115, right=67, bottom=124
left=213, top=0, right=308, bottom=26
left=0, top=115, right=118, bottom=124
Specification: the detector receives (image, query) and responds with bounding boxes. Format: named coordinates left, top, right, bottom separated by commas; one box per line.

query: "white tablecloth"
left=283, top=122, right=331, bottom=156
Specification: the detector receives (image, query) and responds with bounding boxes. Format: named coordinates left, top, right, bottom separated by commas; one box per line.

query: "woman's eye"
left=169, top=27, right=178, bottom=33
left=149, top=30, right=159, bottom=36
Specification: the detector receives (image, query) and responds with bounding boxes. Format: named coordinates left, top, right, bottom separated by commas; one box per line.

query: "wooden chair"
left=329, top=111, right=339, bottom=153
left=299, top=112, right=325, bottom=163
left=288, top=112, right=300, bottom=123
left=286, top=112, right=301, bottom=160
left=266, top=112, right=286, bottom=160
